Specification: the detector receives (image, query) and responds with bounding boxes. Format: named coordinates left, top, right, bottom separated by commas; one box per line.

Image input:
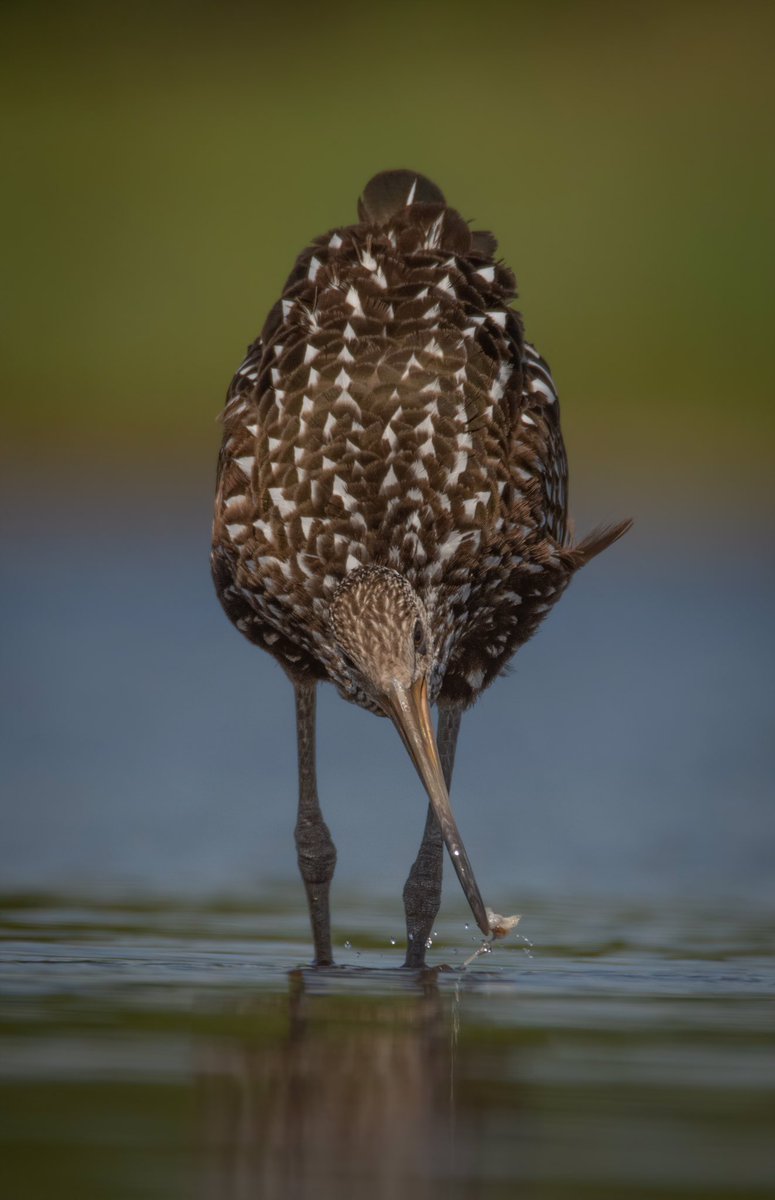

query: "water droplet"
left=344, top=940, right=352, bottom=949
left=453, top=849, right=460, bottom=857
left=464, top=923, right=469, bottom=931
left=433, top=930, right=438, bottom=938
left=390, top=938, right=396, bottom=946
left=425, top=937, right=433, bottom=950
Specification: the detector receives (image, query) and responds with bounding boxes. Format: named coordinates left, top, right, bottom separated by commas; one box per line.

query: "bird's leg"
left=293, top=680, right=337, bottom=967
left=402, top=703, right=463, bottom=968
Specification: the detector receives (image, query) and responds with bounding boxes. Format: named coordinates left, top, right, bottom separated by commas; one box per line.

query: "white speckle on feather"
left=407, top=178, right=417, bottom=205
left=402, top=354, right=422, bottom=378
left=268, top=488, right=296, bottom=518
left=307, top=256, right=321, bottom=281
left=304, top=344, right=319, bottom=364
left=346, top=286, right=363, bottom=316
left=333, top=476, right=357, bottom=510
left=226, top=523, right=247, bottom=540
left=300, top=516, right=314, bottom=537
left=521, top=413, right=536, bottom=426
left=528, top=378, right=555, bottom=403
left=487, top=310, right=507, bottom=328
left=448, top=451, right=468, bottom=483
left=329, top=232, right=343, bottom=249
left=438, top=531, right=465, bottom=560
left=224, top=494, right=245, bottom=509
left=235, top=456, right=254, bottom=477
left=425, top=213, right=444, bottom=249
left=336, top=368, right=351, bottom=389
left=381, top=465, right=398, bottom=491
left=252, top=519, right=274, bottom=540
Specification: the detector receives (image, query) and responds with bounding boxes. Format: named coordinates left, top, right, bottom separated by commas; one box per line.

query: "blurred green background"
left=3, top=0, right=773, bottom=514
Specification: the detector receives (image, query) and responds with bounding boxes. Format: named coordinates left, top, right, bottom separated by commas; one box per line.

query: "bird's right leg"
left=402, top=703, right=463, bottom=968
left=293, top=680, right=337, bottom=966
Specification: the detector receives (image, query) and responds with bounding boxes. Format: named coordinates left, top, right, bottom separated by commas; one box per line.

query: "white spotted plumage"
left=212, top=170, right=630, bottom=707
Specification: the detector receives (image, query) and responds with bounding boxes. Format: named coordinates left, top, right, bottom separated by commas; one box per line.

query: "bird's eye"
left=413, top=621, right=427, bottom=655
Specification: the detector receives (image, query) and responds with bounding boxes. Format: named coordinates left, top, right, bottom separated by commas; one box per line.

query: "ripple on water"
left=1, top=892, right=774, bottom=1200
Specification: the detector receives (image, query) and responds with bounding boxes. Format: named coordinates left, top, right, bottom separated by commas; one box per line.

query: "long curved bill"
left=385, top=677, right=491, bottom=937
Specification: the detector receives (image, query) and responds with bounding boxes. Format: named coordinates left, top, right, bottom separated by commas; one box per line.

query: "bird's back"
left=213, top=171, right=628, bottom=705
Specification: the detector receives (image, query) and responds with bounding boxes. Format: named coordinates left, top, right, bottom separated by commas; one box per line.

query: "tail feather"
left=358, top=169, right=445, bottom=225
left=570, top=518, right=633, bottom=568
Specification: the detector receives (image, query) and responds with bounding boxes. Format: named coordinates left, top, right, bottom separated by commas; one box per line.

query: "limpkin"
left=212, top=170, right=630, bottom=967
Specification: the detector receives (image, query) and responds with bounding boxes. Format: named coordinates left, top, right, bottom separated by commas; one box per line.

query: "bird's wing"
left=509, top=342, right=570, bottom=547
left=213, top=337, right=263, bottom=511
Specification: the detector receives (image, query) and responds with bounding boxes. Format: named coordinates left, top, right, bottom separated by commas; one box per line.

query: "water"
left=1, top=894, right=773, bottom=1199
left=1, top=480, right=774, bottom=1196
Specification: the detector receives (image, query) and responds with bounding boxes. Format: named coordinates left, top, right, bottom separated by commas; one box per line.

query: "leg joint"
left=295, top=815, right=337, bottom=885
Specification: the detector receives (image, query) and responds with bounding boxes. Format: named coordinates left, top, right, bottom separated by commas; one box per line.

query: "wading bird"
left=212, top=170, right=630, bottom=967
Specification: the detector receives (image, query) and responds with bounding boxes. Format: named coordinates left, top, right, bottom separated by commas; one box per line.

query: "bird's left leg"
left=293, top=680, right=337, bottom=966
left=402, top=703, right=463, bottom=968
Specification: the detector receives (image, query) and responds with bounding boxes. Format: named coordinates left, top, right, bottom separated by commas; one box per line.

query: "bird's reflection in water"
left=197, top=968, right=466, bottom=1199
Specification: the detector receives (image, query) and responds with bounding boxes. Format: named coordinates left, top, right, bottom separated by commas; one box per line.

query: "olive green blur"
left=2, top=1, right=773, bottom=501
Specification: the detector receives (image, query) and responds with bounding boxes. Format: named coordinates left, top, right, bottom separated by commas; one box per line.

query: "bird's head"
left=330, top=566, right=490, bottom=936
left=330, top=566, right=432, bottom=700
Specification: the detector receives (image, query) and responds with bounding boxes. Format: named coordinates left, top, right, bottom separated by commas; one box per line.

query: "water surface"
left=2, top=893, right=773, bottom=1199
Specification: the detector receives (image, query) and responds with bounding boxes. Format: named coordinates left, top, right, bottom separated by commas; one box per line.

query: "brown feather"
left=212, top=169, right=630, bottom=710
